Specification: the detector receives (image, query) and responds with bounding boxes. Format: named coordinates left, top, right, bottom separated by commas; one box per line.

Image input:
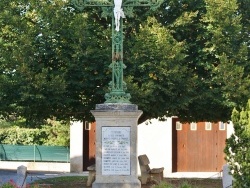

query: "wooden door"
left=172, top=118, right=227, bottom=172
left=83, top=122, right=96, bottom=170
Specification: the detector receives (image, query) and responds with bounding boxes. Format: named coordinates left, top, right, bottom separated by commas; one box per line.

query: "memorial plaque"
left=102, top=127, right=131, bottom=175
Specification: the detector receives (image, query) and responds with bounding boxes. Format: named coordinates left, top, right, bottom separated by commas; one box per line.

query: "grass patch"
left=151, top=181, right=201, bottom=188
left=164, top=178, right=222, bottom=188
left=29, top=176, right=221, bottom=188
left=30, top=176, right=87, bottom=188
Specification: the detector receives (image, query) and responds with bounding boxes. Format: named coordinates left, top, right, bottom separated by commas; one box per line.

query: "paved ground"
left=0, top=170, right=87, bottom=186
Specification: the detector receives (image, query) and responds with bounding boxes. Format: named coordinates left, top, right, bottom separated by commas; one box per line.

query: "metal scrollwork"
left=71, top=0, right=162, bottom=103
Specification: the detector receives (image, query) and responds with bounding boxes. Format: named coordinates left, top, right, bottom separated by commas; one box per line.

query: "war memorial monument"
left=71, top=0, right=163, bottom=187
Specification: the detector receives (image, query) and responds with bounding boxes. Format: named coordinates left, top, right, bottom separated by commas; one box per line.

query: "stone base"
left=91, top=103, right=142, bottom=188
left=92, top=178, right=141, bottom=188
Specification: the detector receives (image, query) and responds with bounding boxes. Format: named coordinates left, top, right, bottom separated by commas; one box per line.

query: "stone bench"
left=138, top=154, right=164, bottom=185
left=86, top=164, right=96, bottom=187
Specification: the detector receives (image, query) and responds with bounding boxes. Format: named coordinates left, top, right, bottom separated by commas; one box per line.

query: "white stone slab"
left=102, top=127, right=130, bottom=175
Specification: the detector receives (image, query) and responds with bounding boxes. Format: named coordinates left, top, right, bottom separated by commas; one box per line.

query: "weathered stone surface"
left=95, top=103, right=138, bottom=111
left=93, top=180, right=141, bottom=188
left=91, top=103, right=142, bottom=188
left=222, top=164, right=233, bottom=188
left=17, top=165, right=27, bottom=188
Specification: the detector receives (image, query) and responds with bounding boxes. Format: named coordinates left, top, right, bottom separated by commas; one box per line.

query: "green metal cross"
left=71, top=0, right=162, bottom=103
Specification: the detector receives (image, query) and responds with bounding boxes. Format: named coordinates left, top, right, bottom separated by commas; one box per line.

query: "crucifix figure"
left=71, top=0, right=162, bottom=103
left=114, top=0, right=125, bottom=32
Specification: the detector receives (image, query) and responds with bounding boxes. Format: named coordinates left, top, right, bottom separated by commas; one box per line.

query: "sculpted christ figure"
left=114, top=0, right=125, bottom=32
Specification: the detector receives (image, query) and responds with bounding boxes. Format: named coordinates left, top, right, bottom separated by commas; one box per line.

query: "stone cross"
left=71, top=0, right=162, bottom=103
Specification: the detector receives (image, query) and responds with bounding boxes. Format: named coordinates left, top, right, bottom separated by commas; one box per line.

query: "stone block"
left=17, top=165, right=27, bottom=188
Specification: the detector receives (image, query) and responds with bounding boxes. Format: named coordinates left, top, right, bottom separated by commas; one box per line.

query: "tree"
left=202, top=0, right=250, bottom=108
left=152, top=0, right=249, bottom=122
left=225, top=100, right=250, bottom=187
left=0, top=0, right=249, bottom=126
left=125, top=17, right=195, bottom=122
left=0, top=0, right=110, bottom=126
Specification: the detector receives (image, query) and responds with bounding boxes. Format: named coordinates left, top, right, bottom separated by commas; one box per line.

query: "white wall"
left=227, top=121, right=234, bottom=138
left=70, top=121, right=84, bottom=172
left=137, top=118, right=234, bottom=178
left=138, top=118, right=172, bottom=176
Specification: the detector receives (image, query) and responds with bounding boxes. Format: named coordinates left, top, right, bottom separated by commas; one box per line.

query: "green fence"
left=0, top=144, right=69, bottom=162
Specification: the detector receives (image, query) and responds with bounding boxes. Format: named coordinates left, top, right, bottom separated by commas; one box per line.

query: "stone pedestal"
left=91, top=103, right=142, bottom=188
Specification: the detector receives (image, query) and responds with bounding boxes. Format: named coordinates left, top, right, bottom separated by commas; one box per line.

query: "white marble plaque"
left=102, top=127, right=130, bottom=175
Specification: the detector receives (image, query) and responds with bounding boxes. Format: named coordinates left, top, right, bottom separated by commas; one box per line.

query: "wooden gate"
left=83, top=122, right=96, bottom=171
left=172, top=118, right=227, bottom=172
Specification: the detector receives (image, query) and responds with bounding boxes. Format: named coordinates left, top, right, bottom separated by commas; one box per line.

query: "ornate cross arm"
left=71, top=0, right=163, bottom=10
left=71, top=0, right=112, bottom=11
left=123, top=0, right=163, bottom=9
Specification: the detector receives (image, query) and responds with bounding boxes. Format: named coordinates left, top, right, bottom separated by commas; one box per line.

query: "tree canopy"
left=0, top=0, right=249, bottom=126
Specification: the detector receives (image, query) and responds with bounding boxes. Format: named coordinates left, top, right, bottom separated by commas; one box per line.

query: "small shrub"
left=225, top=100, right=250, bottom=187
left=0, top=121, right=69, bottom=146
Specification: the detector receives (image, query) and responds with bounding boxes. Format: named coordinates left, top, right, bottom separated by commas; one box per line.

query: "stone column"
left=17, top=165, right=27, bottom=188
left=91, top=103, right=142, bottom=188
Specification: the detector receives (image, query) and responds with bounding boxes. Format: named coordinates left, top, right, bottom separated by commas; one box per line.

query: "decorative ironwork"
left=71, top=0, right=162, bottom=8
left=71, top=0, right=163, bottom=103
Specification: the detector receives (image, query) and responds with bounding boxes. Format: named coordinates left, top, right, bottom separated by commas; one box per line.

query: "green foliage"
left=0, top=0, right=109, bottom=125
left=41, top=120, right=70, bottom=146
left=0, top=127, right=42, bottom=145
left=202, top=0, right=250, bottom=108
left=126, top=17, right=194, bottom=122
left=30, top=176, right=87, bottom=188
left=225, top=99, right=250, bottom=187
left=0, top=121, right=70, bottom=146
left=157, top=0, right=249, bottom=122
left=0, top=0, right=249, bottom=124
